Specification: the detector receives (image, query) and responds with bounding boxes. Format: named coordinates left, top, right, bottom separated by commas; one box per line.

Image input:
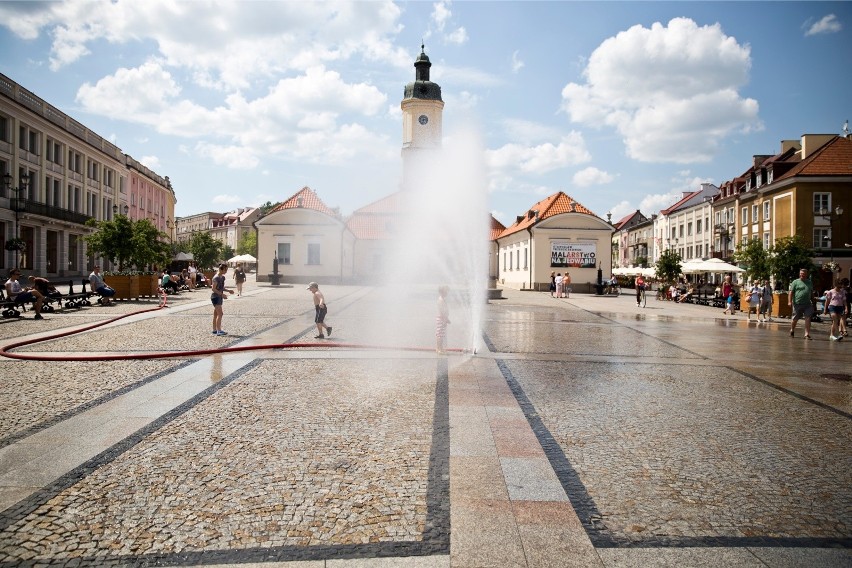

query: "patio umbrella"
left=173, top=252, right=193, bottom=261
left=699, top=258, right=744, bottom=273
left=681, top=260, right=710, bottom=274
left=227, top=254, right=257, bottom=264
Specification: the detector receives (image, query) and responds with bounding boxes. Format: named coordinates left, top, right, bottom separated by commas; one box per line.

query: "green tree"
left=189, top=232, right=224, bottom=270
left=84, top=215, right=135, bottom=271
left=130, top=219, right=171, bottom=271
left=222, top=245, right=235, bottom=262
left=238, top=230, right=257, bottom=256
left=769, top=235, right=815, bottom=290
left=655, top=249, right=682, bottom=285
left=733, top=239, right=770, bottom=282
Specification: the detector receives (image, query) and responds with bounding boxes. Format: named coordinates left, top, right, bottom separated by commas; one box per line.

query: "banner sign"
left=551, top=242, right=596, bottom=268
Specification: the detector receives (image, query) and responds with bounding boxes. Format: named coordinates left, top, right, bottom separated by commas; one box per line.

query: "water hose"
left=0, top=290, right=464, bottom=361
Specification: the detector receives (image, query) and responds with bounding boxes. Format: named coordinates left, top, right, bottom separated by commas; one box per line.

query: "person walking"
left=823, top=280, right=848, bottom=341
left=555, top=273, right=563, bottom=299
left=233, top=263, right=246, bottom=297
left=549, top=271, right=556, bottom=297
left=210, top=263, right=233, bottom=336
left=758, top=279, right=773, bottom=323
left=307, top=282, right=332, bottom=339
left=634, top=274, right=645, bottom=307
left=789, top=268, right=814, bottom=339
left=721, top=275, right=735, bottom=315
left=436, top=285, right=451, bottom=354
left=187, top=261, right=197, bottom=291
left=746, top=280, right=761, bottom=321
left=563, top=272, right=571, bottom=298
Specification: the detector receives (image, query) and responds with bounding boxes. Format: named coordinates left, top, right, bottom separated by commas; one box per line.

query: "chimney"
left=780, top=139, right=801, bottom=154
left=801, top=134, right=836, bottom=159
left=752, top=155, right=771, bottom=168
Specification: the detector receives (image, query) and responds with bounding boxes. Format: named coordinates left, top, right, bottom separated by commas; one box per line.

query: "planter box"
left=771, top=293, right=792, bottom=318
left=103, top=275, right=139, bottom=300
left=138, top=274, right=159, bottom=297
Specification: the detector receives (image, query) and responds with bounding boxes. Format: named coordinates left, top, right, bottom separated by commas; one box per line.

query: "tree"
left=769, top=235, right=815, bottom=290
left=189, top=231, right=224, bottom=270
left=655, top=249, right=682, bottom=285
left=733, top=239, right=770, bottom=282
left=84, top=216, right=135, bottom=271
left=130, top=219, right=171, bottom=271
left=222, top=245, right=235, bottom=262
left=238, top=230, right=257, bottom=256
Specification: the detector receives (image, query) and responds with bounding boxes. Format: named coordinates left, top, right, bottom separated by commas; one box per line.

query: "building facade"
left=0, top=73, right=175, bottom=277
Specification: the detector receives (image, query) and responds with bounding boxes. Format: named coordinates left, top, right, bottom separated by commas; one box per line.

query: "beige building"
left=209, top=207, right=261, bottom=253
left=494, top=192, right=613, bottom=291
left=0, top=72, right=174, bottom=277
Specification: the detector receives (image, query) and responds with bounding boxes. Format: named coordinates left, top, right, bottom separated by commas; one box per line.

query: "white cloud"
left=511, top=50, right=524, bottom=74
left=640, top=192, right=683, bottom=215
left=431, top=1, right=452, bottom=32
left=139, top=155, right=161, bottom=170
left=487, top=133, right=591, bottom=174
left=445, top=27, right=468, bottom=45
left=805, top=14, right=842, bottom=36
left=572, top=167, right=614, bottom=187
left=196, top=142, right=260, bottom=170
left=607, top=200, right=635, bottom=221
left=501, top=119, right=563, bottom=145
left=429, top=1, right=467, bottom=45
left=212, top=194, right=242, bottom=205
left=561, top=17, right=761, bottom=164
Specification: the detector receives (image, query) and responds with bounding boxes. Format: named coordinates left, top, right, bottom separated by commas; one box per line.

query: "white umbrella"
left=227, top=254, right=257, bottom=264
left=700, top=257, right=744, bottom=273
left=681, top=260, right=709, bottom=274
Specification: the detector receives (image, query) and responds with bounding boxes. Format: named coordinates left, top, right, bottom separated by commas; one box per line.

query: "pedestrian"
left=746, top=280, right=761, bottom=321
left=634, top=274, right=645, bottom=307
left=555, top=273, right=563, bottom=299
left=233, top=263, right=246, bottom=296
left=436, top=285, right=450, bottom=354
left=307, top=282, right=332, bottom=339
left=89, top=265, right=116, bottom=305
left=788, top=268, right=814, bottom=339
left=5, top=269, right=44, bottom=319
left=210, top=263, right=233, bottom=336
left=187, top=261, right=197, bottom=291
left=721, top=275, right=735, bottom=315
left=758, top=279, right=773, bottom=323
left=549, top=271, right=556, bottom=297
left=563, top=272, right=571, bottom=298
left=841, top=277, right=850, bottom=337
left=823, top=279, right=848, bottom=341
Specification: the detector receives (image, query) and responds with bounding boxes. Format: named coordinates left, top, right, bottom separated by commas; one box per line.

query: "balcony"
left=15, top=198, right=92, bottom=226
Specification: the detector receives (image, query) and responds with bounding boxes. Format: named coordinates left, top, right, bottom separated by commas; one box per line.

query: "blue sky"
left=0, top=1, right=849, bottom=225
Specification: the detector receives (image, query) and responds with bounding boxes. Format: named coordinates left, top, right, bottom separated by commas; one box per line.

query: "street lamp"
left=3, top=172, right=30, bottom=268
left=112, top=203, right=129, bottom=217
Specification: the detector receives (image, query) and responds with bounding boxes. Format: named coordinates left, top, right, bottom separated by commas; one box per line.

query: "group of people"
left=788, top=268, right=850, bottom=341
left=549, top=271, right=572, bottom=298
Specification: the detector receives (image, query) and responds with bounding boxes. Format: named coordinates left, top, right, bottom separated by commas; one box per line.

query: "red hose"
left=0, top=290, right=464, bottom=361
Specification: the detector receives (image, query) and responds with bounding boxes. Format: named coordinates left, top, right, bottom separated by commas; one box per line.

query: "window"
left=687, top=222, right=693, bottom=236
left=752, top=205, right=758, bottom=223
left=763, top=201, right=770, bottom=221
left=524, top=248, right=528, bottom=270
left=515, top=249, right=520, bottom=270
left=0, top=114, right=8, bottom=143
left=695, top=244, right=702, bottom=258
left=503, top=252, right=507, bottom=271
left=18, top=125, right=39, bottom=154
left=715, top=211, right=722, bottom=227
left=742, top=235, right=748, bottom=245
left=813, top=193, right=830, bottom=214
left=307, top=243, right=320, bottom=265
left=87, top=160, right=100, bottom=182
left=813, top=228, right=830, bottom=249
left=278, top=243, right=291, bottom=264
left=671, top=227, right=676, bottom=239
left=767, top=169, right=774, bottom=185
left=68, top=235, right=80, bottom=272
left=696, top=219, right=702, bottom=234
left=679, top=225, right=684, bottom=238
left=742, top=207, right=748, bottom=225
left=46, top=138, right=62, bottom=164
left=763, top=233, right=770, bottom=249
left=728, top=208, right=734, bottom=224
left=68, top=150, right=82, bottom=174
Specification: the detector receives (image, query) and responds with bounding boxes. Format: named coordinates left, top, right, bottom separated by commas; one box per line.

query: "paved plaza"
left=0, top=277, right=849, bottom=567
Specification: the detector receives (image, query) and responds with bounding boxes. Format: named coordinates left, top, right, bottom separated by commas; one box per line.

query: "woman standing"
left=211, top=263, right=233, bottom=336
left=823, top=280, right=848, bottom=341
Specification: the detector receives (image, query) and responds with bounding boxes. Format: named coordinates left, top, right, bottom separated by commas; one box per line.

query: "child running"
left=307, top=282, right=332, bottom=339
left=436, top=285, right=450, bottom=354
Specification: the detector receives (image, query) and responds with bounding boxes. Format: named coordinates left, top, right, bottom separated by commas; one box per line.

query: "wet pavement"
left=0, top=280, right=849, bottom=567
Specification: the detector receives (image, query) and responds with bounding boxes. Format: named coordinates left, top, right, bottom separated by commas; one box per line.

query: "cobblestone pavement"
left=0, top=279, right=849, bottom=567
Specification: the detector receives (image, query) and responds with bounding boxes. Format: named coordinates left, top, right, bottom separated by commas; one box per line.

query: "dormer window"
left=767, top=168, right=773, bottom=184
left=755, top=172, right=762, bottom=189
left=746, top=179, right=751, bottom=191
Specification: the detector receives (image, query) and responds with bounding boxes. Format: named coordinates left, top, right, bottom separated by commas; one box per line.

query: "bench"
left=65, top=279, right=96, bottom=309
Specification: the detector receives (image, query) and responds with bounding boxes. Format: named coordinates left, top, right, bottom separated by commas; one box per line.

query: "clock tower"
left=401, top=44, right=444, bottom=190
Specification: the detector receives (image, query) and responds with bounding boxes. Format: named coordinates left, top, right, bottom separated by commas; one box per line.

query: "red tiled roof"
left=346, top=193, right=401, bottom=240
left=774, top=136, right=852, bottom=181
left=613, top=211, right=636, bottom=229
left=497, top=192, right=598, bottom=239
left=490, top=216, right=506, bottom=241
left=268, top=187, right=338, bottom=217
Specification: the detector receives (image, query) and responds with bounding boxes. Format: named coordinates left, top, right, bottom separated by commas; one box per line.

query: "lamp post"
left=112, top=203, right=129, bottom=218
left=3, top=172, right=30, bottom=268
left=819, top=206, right=844, bottom=266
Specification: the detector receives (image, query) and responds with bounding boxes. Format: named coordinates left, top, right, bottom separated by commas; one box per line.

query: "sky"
left=0, top=1, right=849, bottom=226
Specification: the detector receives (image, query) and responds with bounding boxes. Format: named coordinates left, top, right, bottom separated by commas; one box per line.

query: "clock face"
left=418, top=114, right=429, bottom=125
